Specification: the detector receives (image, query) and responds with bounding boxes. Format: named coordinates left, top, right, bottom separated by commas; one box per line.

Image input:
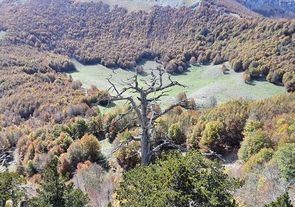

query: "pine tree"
left=0, top=172, right=24, bottom=207
left=116, top=151, right=239, bottom=207
left=29, top=157, right=89, bottom=207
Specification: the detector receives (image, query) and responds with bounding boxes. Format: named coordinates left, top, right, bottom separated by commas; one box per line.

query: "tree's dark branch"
left=202, top=150, right=225, bottom=161
left=146, top=90, right=170, bottom=102
left=147, top=76, right=186, bottom=94
left=149, top=139, right=187, bottom=157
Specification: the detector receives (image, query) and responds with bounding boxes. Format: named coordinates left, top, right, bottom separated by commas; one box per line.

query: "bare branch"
left=149, top=139, right=187, bottom=157
left=147, top=76, right=186, bottom=94
left=146, top=90, right=170, bottom=102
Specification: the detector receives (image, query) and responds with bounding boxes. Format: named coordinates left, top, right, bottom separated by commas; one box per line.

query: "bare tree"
left=107, top=68, right=187, bottom=165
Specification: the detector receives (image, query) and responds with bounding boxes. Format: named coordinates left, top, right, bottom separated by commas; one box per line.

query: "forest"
left=0, top=0, right=294, bottom=91
left=0, top=0, right=294, bottom=206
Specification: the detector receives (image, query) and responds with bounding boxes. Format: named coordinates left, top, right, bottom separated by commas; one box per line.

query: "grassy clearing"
left=69, top=60, right=286, bottom=109
left=78, top=0, right=199, bottom=12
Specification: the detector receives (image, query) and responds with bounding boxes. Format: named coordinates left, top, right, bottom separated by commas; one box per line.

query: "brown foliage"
left=0, top=0, right=293, bottom=90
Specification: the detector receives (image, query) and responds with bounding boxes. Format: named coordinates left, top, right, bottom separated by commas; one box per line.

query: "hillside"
left=0, top=0, right=294, bottom=91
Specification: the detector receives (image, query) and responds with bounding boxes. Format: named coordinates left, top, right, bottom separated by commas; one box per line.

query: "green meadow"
left=69, top=59, right=286, bottom=106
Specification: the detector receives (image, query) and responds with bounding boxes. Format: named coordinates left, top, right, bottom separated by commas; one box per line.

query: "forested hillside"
left=0, top=0, right=294, bottom=91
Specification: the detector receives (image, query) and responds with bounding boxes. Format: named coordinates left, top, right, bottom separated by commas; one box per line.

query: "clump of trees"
left=29, top=157, right=89, bottom=207
left=1, top=0, right=294, bottom=91
left=116, top=151, right=239, bottom=207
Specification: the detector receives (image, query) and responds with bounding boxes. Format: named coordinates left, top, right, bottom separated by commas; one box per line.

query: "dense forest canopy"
left=0, top=0, right=294, bottom=91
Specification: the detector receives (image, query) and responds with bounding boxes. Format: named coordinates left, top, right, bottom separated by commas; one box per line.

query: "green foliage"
left=29, top=157, right=89, bottom=207
left=190, top=100, right=250, bottom=153
left=56, top=132, right=73, bottom=151
left=238, top=129, right=271, bottom=161
left=80, top=134, right=103, bottom=163
left=273, top=143, right=295, bottom=181
left=0, top=172, right=24, bottom=207
left=243, top=120, right=263, bottom=136
left=168, top=123, right=185, bottom=144
left=200, top=121, right=224, bottom=148
left=27, top=160, right=38, bottom=177
left=87, top=116, right=104, bottom=140
left=243, top=148, right=274, bottom=172
left=264, top=192, right=293, bottom=207
left=66, top=119, right=88, bottom=140
left=116, top=151, right=238, bottom=207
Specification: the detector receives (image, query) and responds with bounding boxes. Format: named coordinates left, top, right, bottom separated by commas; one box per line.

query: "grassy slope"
left=70, top=60, right=285, bottom=104
left=78, top=0, right=199, bottom=11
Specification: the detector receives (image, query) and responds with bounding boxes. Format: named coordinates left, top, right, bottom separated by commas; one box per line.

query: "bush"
left=56, top=132, right=73, bottom=152
left=66, top=134, right=104, bottom=172
left=168, top=123, right=186, bottom=145
left=115, top=141, right=141, bottom=171
left=80, top=134, right=103, bottom=163
left=242, top=148, right=274, bottom=173
left=233, top=60, right=243, bottom=72
left=238, top=129, right=271, bottom=161
left=87, top=116, right=104, bottom=140
left=67, top=141, right=85, bottom=169
left=200, top=121, right=224, bottom=148
left=66, top=119, right=88, bottom=140
left=273, top=143, right=295, bottom=181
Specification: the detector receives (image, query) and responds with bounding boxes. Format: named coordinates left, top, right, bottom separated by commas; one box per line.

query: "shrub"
left=238, top=129, right=271, bottom=161
left=115, top=141, right=141, bottom=171
left=243, top=120, right=263, bottom=137
left=233, top=60, right=243, bottom=72
left=66, top=119, right=88, bottom=140
left=67, top=141, right=85, bottom=169
left=80, top=134, right=103, bottom=163
left=66, top=134, right=104, bottom=172
left=87, top=116, right=104, bottom=140
left=243, top=72, right=251, bottom=83
left=57, top=132, right=73, bottom=151
left=58, top=153, right=71, bottom=175
left=168, top=123, right=185, bottom=145
left=200, top=121, right=224, bottom=148
left=273, top=143, right=295, bottom=181
left=242, top=148, right=274, bottom=173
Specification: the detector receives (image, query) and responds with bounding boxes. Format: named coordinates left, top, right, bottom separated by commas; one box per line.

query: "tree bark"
left=140, top=93, right=150, bottom=165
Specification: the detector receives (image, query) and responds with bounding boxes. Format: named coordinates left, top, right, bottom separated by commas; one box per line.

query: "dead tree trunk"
left=107, top=68, right=186, bottom=165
